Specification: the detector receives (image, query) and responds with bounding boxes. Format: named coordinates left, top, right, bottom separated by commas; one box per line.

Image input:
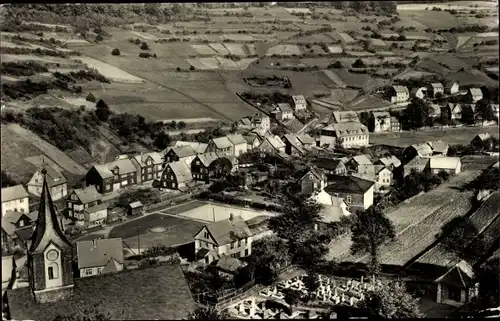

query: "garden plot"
left=394, top=69, right=437, bottom=80
left=72, top=56, right=145, bottom=83
left=370, top=38, right=387, bottom=47
left=476, top=32, right=499, bottom=38
left=346, top=51, right=375, bottom=57
left=322, top=70, right=347, bottom=88
left=199, top=57, right=221, bottom=70
left=184, top=58, right=212, bottom=70
left=216, top=57, right=240, bottom=70
left=327, top=46, right=343, bottom=54
left=235, top=58, right=258, bottom=70
left=223, top=43, right=247, bottom=56
left=130, top=31, right=158, bottom=41
left=266, top=44, right=301, bottom=56
left=190, top=44, right=217, bottom=56
left=284, top=8, right=311, bottom=14
left=338, top=33, right=356, bottom=44
left=0, top=40, right=38, bottom=50
left=197, top=34, right=224, bottom=42
left=222, top=34, right=254, bottom=42
left=208, top=43, right=230, bottom=55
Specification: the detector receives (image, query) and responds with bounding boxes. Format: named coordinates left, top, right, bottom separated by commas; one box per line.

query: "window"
left=85, top=268, right=93, bottom=276
left=97, top=267, right=103, bottom=274
left=334, top=193, right=339, bottom=197
left=448, top=286, right=462, bottom=302
left=245, top=249, right=249, bottom=256
left=204, top=231, right=209, bottom=239
left=19, top=220, right=24, bottom=227
left=346, top=196, right=352, bottom=204
left=48, top=263, right=59, bottom=279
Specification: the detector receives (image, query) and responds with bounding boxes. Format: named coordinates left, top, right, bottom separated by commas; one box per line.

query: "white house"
left=206, top=137, right=234, bottom=157
left=292, top=95, right=307, bottom=112
left=427, top=156, right=461, bottom=175
left=311, top=190, right=351, bottom=227
left=319, top=122, right=370, bottom=149
left=226, top=134, right=248, bottom=157
left=194, top=214, right=253, bottom=265
left=390, top=85, right=410, bottom=103
left=371, top=111, right=391, bottom=132
left=410, top=87, right=427, bottom=99
left=79, top=203, right=108, bottom=228
left=467, top=88, right=483, bottom=103
left=27, top=166, right=68, bottom=201
left=1, top=185, right=30, bottom=217
left=445, top=81, right=460, bottom=95
left=428, top=83, right=444, bottom=98
left=76, top=238, right=124, bottom=278
left=276, top=103, right=294, bottom=120
left=374, top=166, right=393, bottom=191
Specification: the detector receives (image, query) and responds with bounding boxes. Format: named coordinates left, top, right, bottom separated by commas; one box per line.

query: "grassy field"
left=370, top=126, right=500, bottom=147
left=177, top=203, right=274, bottom=222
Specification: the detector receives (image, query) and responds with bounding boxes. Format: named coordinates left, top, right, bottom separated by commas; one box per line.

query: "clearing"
left=72, top=56, right=145, bottom=83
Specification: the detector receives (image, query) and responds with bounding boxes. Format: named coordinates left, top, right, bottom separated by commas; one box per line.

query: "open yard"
left=370, top=126, right=500, bottom=147
left=176, top=202, right=275, bottom=222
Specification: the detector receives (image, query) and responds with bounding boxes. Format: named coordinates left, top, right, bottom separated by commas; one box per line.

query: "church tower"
left=28, top=169, right=74, bottom=303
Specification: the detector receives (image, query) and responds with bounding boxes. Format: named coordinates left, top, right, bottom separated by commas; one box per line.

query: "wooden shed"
left=126, top=201, right=144, bottom=216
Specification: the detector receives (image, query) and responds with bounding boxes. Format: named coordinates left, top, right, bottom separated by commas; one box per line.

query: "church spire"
left=29, top=168, right=71, bottom=253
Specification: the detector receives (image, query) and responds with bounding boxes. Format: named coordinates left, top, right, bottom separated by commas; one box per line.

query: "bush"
left=189, top=65, right=195, bottom=71
left=86, top=93, right=96, bottom=103
left=139, top=52, right=152, bottom=58
left=95, top=34, right=104, bottom=42
left=176, top=67, right=181, bottom=72
left=352, top=58, right=366, bottom=68
left=111, top=48, right=121, bottom=56
left=140, top=42, right=150, bottom=50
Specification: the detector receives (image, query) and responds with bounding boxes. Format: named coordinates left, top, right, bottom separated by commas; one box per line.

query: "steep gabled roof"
left=427, top=141, right=449, bottom=154
left=409, top=143, right=433, bottom=157
left=1, top=185, right=29, bottom=202
left=429, top=156, right=460, bottom=170
left=476, top=133, right=491, bottom=141
left=324, top=175, right=374, bottom=194
left=196, top=152, right=219, bottom=167
left=243, top=134, right=260, bottom=144
left=211, top=137, right=233, bottom=149
left=435, top=260, right=475, bottom=288
left=350, top=154, right=373, bottom=166
left=392, top=85, right=409, bottom=94
left=31, top=166, right=67, bottom=187
left=133, top=152, right=163, bottom=166
left=313, top=158, right=345, bottom=171
left=277, top=103, right=293, bottom=112
left=297, top=134, right=315, bottom=145
left=264, top=135, right=286, bottom=150
left=76, top=238, right=124, bottom=269
left=430, top=82, right=444, bottom=89
left=204, top=215, right=252, bottom=246
left=166, top=161, right=193, bottom=184
left=469, top=88, right=483, bottom=96
left=167, top=145, right=198, bottom=158
left=226, top=134, right=247, bottom=146
left=376, top=155, right=401, bottom=168
left=73, top=185, right=102, bottom=205
left=93, top=158, right=137, bottom=179
left=292, top=95, right=306, bottom=104
left=175, top=141, right=208, bottom=154
left=282, top=134, right=305, bottom=154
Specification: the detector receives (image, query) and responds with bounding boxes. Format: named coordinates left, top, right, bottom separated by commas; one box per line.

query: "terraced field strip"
left=322, top=70, right=347, bottom=88
left=73, top=56, right=145, bottom=83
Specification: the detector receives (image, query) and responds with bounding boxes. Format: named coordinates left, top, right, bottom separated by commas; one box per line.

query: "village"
left=1, top=1, right=500, bottom=320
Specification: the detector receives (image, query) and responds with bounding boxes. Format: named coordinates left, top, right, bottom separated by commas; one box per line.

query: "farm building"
left=329, top=111, right=360, bottom=124
left=390, top=86, right=410, bottom=104
left=374, top=166, right=393, bottom=191
left=403, top=156, right=430, bottom=178
left=319, top=122, right=370, bottom=149
left=79, top=203, right=108, bottom=228
left=410, top=87, right=427, bottom=99
left=426, top=157, right=461, bottom=175
left=131, top=152, right=164, bottom=183
left=390, top=116, right=401, bottom=132
left=428, top=83, right=444, bottom=98
left=427, top=141, right=449, bottom=156
left=206, top=136, right=233, bottom=157
left=159, top=161, right=194, bottom=191
left=299, top=167, right=327, bottom=195
left=345, top=155, right=374, bottom=176
left=163, top=145, right=198, bottom=166
left=470, top=133, right=493, bottom=151
left=27, top=166, right=67, bottom=201
left=371, top=111, right=391, bottom=133
left=237, top=113, right=271, bottom=132
left=466, top=88, right=483, bottom=103
left=174, top=141, right=208, bottom=154
left=435, top=260, right=478, bottom=307
left=281, top=134, right=306, bottom=156
left=6, top=173, right=196, bottom=320
left=276, top=103, right=294, bottom=121
left=243, top=134, right=261, bottom=151
left=323, top=175, right=375, bottom=210
left=67, top=186, right=102, bottom=219
left=191, top=152, right=219, bottom=183
left=292, top=95, right=307, bottom=112
left=85, top=157, right=138, bottom=194
left=312, top=158, right=347, bottom=176
left=311, top=190, right=351, bottom=225
left=76, top=238, right=124, bottom=278
left=193, top=214, right=252, bottom=265
left=226, top=134, right=248, bottom=157
left=126, top=201, right=144, bottom=216
left=444, top=81, right=460, bottom=95
left=258, top=135, right=286, bottom=156
left=403, top=143, right=433, bottom=163
left=1, top=185, right=30, bottom=217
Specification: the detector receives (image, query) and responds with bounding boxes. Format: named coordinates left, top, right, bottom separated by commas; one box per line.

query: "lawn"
left=370, top=126, right=500, bottom=147
left=109, top=213, right=204, bottom=249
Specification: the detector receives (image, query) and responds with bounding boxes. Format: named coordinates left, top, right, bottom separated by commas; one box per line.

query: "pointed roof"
left=1, top=185, right=29, bottom=202
left=29, top=169, right=72, bottom=253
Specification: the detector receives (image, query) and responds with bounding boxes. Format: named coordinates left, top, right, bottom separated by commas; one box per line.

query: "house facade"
left=390, top=85, right=410, bottom=103
left=27, top=167, right=68, bottom=201
left=238, top=113, right=270, bottom=131
left=312, top=158, right=347, bottom=176
left=1, top=185, right=30, bottom=217
left=445, top=82, right=460, bottom=95
left=194, top=215, right=253, bottom=265
left=435, top=260, right=478, bottom=307
left=85, top=157, right=138, bottom=194
left=426, top=157, right=461, bottom=175
left=320, top=122, right=370, bottom=149
left=206, top=137, right=234, bottom=157
left=371, top=111, right=391, bottom=133
left=375, top=167, right=393, bottom=191
left=243, top=135, right=261, bottom=151
left=191, top=153, right=219, bottom=183
left=292, top=95, right=307, bottom=112
left=323, top=175, right=375, bottom=210
left=160, top=161, right=193, bottom=191
left=390, top=116, right=401, bottom=132
left=132, top=152, right=163, bottom=183
left=259, top=135, right=286, bottom=155
left=163, top=146, right=198, bottom=167
left=277, top=103, right=294, bottom=120
left=76, top=238, right=124, bottom=278
left=300, top=167, right=326, bottom=195
left=428, top=83, right=444, bottom=97
left=410, top=87, right=426, bottom=99
left=80, top=204, right=108, bottom=228
left=226, top=134, right=248, bottom=157
left=345, top=155, right=374, bottom=176
left=2, top=211, right=36, bottom=253
left=67, top=186, right=102, bottom=219
left=467, top=88, right=483, bottom=103
left=281, top=134, right=306, bottom=156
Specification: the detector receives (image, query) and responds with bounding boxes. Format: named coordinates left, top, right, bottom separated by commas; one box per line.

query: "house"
left=490, top=104, right=499, bottom=120
left=429, top=103, right=442, bottom=118
left=410, top=87, right=427, bottom=99
left=283, top=118, right=305, bottom=134
left=277, top=103, right=294, bottom=120
left=436, top=260, right=478, bottom=307
left=258, top=135, right=286, bottom=155
left=226, top=134, right=248, bottom=157
left=292, top=95, right=307, bottom=112
left=374, top=155, right=402, bottom=171
left=390, top=85, right=410, bottom=103
left=1, top=185, right=30, bottom=217
left=6, top=170, right=196, bottom=321
left=126, top=201, right=143, bottom=216
left=319, top=122, right=370, bottom=149
left=237, top=113, right=270, bottom=131
left=85, top=157, right=138, bottom=194
left=390, top=116, right=401, bottom=132
left=243, top=134, right=261, bottom=151
left=312, top=190, right=351, bottom=229
left=194, top=214, right=253, bottom=265
left=214, top=256, right=244, bottom=280
left=67, top=186, right=102, bottom=219
left=445, top=81, right=460, bottom=95
left=281, top=134, right=306, bottom=156
left=159, top=160, right=194, bottom=191
left=427, top=157, right=461, bottom=175
left=80, top=204, right=108, bottom=228
left=330, top=111, right=360, bottom=124
left=346, top=154, right=374, bottom=176
left=312, top=158, right=347, bottom=176
left=299, top=167, right=327, bottom=195
left=427, top=141, right=449, bottom=156
left=174, top=141, right=208, bottom=154
left=323, top=175, right=375, bottom=210
left=428, top=83, right=444, bottom=98
left=2, top=211, right=37, bottom=253
left=77, top=238, right=124, bottom=278
left=404, top=156, right=430, bottom=178
left=447, top=103, right=462, bottom=120
left=191, top=152, right=219, bottom=182
left=467, top=88, right=483, bottom=103
left=470, top=133, right=492, bottom=150
left=374, top=166, right=393, bottom=191
left=296, top=134, right=315, bottom=149
left=371, top=111, right=391, bottom=133
left=246, top=216, right=273, bottom=243
left=132, top=152, right=163, bottom=182
left=27, top=166, right=68, bottom=201
left=402, top=143, right=434, bottom=164
left=163, top=145, right=198, bottom=166
left=206, top=136, right=234, bottom=157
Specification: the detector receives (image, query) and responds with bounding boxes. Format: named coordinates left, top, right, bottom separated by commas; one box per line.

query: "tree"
left=359, top=281, right=423, bottom=318
left=352, top=58, right=366, bottom=68
left=53, top=302, right=111, bottom=321
left=245, top=236, right=292, bottom=285
left=350, top=206, right=396, bottom=275
left=186, top=306, right=228, bottom=320
left=476, top=99, right=495, bottom=122
left=328, top=61, right=343, bottom=69
left=95, top=34, right=104, bottom=42
left=461, top=104, right=475, bottom=125
left=85, top=93, right=96, bottom=103
left=440, top=216, right=482, bottom=259
left=190, top=65, right=196, bottom=71
left=177, top=121, right=186, bottom=129
left=405, top=97, right=431, bottom=129
left=1, top=170, right=17, bottom=188
left=282, top=288, right=302, bottom=313
left=153, top=132, right=171, bottom=150
left=140, top=42, right=150, bottom=50
left=94, top=99, right=111, bottom=122
left=478, top=257, right=500, bottom=309
left=111, top=48, right=121, bottom=56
